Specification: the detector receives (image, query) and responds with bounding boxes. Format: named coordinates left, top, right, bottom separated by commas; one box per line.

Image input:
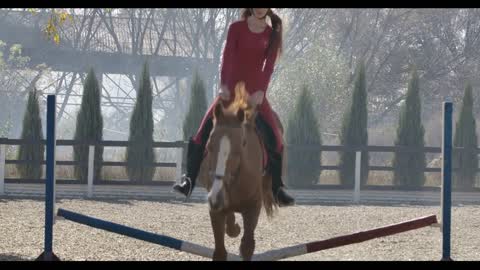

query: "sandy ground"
left=1, top=198, right=479, bottom=261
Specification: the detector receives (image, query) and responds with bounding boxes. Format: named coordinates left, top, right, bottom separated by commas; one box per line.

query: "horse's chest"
left=227, top=199, right=261, bottom=213
left=228, top=180, right=261, bottom=207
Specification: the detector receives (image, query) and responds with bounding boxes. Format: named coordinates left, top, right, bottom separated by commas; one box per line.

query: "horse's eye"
left=242, top=140, right=247, bottom=147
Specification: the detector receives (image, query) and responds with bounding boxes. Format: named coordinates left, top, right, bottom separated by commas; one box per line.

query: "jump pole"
left=57, top=208, right=242, bottom=260
left=252, top=215, right=438, bottom=261
left=56, top=207, right=436, bottom=261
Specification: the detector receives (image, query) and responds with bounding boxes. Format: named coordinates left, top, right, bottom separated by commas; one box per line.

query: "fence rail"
left=1, top=137, right=479, bottom=198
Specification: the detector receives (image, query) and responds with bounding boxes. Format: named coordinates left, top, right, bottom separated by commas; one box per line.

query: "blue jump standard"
left=441, top=102, right=452, bottom=261
left=57, top=208, right=183, bottom=250
left=35, top=95, right=60, bottom=261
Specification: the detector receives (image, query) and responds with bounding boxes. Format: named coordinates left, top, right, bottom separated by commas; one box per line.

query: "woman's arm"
left=258, top=44, right=279, bottom=93
left=251, top=45, right=279, bottom=106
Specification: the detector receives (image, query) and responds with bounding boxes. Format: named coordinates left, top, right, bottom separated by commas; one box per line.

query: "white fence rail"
left=1, top=142, right=479, bottom=205
left=3, top=183, right=480, bottom=205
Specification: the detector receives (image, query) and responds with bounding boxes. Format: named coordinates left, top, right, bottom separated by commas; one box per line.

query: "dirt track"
left=1, top=198, right=479, bottom=261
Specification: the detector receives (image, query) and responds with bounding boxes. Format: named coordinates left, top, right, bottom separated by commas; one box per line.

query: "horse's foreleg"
left=209, top=211, right=227, bottom=261
left=239, top=204, right=261, bottom=261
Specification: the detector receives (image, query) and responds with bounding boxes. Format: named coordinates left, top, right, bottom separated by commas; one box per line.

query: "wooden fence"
left=1, top=137, right=479, bottom=200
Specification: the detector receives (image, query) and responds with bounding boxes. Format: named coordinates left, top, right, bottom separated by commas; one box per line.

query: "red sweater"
left=194, top=19, right=284, bottom=154
left=220, top=19, right=278, bottom=101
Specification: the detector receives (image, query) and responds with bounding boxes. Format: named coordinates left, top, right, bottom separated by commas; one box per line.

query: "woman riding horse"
left=173, top=8, right=295, bottom=207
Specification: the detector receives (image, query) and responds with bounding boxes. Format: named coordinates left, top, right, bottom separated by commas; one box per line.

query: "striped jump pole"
left=57, top=208, right=242, bottom=261
left=252, top=215, right=438, bottom=261
left=57, top=207, right=436, bottom=261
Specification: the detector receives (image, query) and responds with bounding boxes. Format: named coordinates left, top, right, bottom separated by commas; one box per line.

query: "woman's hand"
left=249, top=91, right=264, bottom=106
left=218, top=85, right=231, bottom=101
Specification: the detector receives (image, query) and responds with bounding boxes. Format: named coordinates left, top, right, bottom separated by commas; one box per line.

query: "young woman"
left=173, top=8, right=295, bottom=206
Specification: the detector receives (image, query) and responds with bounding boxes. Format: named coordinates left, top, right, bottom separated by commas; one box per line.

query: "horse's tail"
left=262, top=175, right=278, bottom=219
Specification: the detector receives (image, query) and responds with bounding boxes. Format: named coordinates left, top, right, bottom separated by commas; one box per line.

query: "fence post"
left=87, top=145, right=95, bottom=198
left=0, top=142, right=5, bottom=196
left=354, top=151, right=361, bottom=203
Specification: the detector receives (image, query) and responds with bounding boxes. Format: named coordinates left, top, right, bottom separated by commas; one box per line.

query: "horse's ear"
left=237, top=108, right=245, bottom=123
left=214, top=102, right=224, bottom=121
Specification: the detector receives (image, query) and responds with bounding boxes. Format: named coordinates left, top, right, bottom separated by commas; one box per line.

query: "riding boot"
left=172, top=138, right=205, bottom=198
left=172, top=117, right=213, bottom=198
left=254, top=115, right=295, bottom=207
left=269, top=151, right=295, bottom=207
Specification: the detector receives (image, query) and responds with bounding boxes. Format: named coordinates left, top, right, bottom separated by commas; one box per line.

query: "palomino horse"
left=197, top=82, right=283, bottom=261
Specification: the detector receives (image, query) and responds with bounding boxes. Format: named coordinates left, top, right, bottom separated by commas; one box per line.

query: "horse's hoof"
left=212, top=249, right=228, bottom=261
left=226, top=223, right=241, bottom=238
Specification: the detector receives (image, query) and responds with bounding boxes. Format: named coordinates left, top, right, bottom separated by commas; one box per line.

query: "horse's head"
left=205, top=82, right=256, bottom=212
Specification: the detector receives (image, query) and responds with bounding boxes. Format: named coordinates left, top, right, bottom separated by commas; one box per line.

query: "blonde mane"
left=226, top=82, right=256, bottom=119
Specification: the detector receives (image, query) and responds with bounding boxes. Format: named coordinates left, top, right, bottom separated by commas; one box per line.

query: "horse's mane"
left=226, top=82, right=256, bottom=119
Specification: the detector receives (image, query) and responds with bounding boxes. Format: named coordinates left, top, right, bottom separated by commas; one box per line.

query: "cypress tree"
left=392, top=67, right=426, bottom=188
left=286, top=85, right=322, bottom=188
left=73, top=68, right=104, bottom=183
left=17, top=88, right=44, bottom=180
left=182, top=71, right=208, bottom=140
left=339, top=60, right=369, bottom=187
left=125, top=62, right=156, bottom=183
left=453, top=83, right=478, bottom=190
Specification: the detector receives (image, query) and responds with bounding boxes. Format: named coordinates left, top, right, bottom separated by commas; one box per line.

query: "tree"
left=285, top=85, right=322, bottom=188
left=0, top=40, right=42, bottom=139
left=125, top=62, right=156, bottom=183
left=182, top=71, right=208, bottom=140
left=73, top=68, right=104, bottom=183
left=392, top=67, right=426, bottom=188
left=453, top=83, right=478, bottom=190
left=27, top=8, right=75, bottom=44
left=339, top=60, right=369, bottom=187
left=269, top=40, right=350, bottom=135
left=17, top=89, right=44, bottom=180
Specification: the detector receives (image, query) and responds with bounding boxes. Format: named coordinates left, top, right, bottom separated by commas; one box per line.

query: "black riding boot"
left=255, top=116, right=295, bottom=207
left=269, top=151, right=295, bottom=207
left=172, top=138, right=205, bottom=197
left=173, top=118, right=213, bottom=198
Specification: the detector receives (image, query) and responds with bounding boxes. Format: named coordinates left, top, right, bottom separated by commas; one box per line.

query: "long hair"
left=241, top=8, right=283, bottom=60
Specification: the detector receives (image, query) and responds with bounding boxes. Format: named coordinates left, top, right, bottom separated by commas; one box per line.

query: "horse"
left=197, top=82, right=282, bottom=261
